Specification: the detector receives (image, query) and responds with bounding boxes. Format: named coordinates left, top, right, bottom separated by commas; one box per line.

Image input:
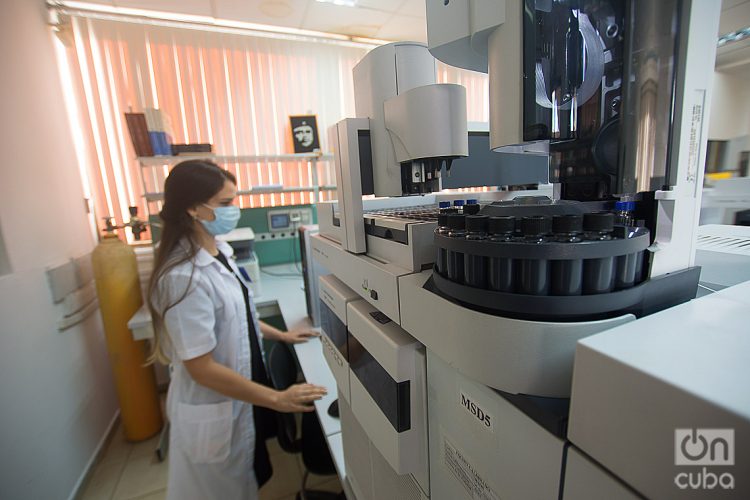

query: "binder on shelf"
left=147, top=132, right=170, bottom=156
left=124, top=113, right=153, bottom=157
left=143, top=108, right=172, bottom=134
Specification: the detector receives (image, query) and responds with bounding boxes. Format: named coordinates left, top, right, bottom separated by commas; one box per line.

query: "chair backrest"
left=268, top=341, right=298, bottom=390
left=268, top=342, right=335, bottom=477
left=267, top=341, right=302, bottom=453
left=301, top=410, right=336, bottom=476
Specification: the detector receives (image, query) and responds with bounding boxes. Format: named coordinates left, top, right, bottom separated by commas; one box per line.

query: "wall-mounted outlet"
left=256, top=231, right=299, bottom=241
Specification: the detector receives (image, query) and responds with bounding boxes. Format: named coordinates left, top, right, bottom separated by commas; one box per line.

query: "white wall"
left=708, top=70, right=750, bottom=141
left=0, top=1, right=119, bottom=499
left=0, top=221, right=10, bottom=275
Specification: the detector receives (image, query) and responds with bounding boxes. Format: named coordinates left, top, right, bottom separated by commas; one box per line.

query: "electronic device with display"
left=267, top=208, right=312, bottom=233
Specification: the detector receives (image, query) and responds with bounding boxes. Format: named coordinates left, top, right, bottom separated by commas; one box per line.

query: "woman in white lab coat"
left=147, top=160, right=326, bottom=500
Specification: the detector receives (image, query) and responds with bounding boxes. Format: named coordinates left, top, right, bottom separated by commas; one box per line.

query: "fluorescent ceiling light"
left=316, top=0, right=359, bottom=7
left=49, top=0, right=385, bottom=47
left=718, top=26, right=750, bottom=47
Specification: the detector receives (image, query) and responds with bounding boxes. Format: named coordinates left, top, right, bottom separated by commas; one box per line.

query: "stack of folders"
left=124, top=108, right=173, bottom=156
left=171, top=143, right=213, bottom=156
left=126, top=110, right=212, bottom=158
left=124, top=112, right=153, bottom=157
left=143, top=108, right=173, bottom=156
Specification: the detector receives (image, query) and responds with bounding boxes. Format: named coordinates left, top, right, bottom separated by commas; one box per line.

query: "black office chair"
left=267, top=342, right=344, bottom=500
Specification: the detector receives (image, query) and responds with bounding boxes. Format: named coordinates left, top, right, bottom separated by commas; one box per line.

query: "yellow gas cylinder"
left=92, top=232, right=163, bottom=441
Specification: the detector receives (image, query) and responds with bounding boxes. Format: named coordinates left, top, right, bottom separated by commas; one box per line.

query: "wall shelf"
left=137, top=153, right=337, bottom=229
left=137, top=153, right=334, bottom=166
left=143, top=185, right=337, bottom=202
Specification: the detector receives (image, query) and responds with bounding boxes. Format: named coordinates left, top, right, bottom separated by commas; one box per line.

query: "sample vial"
left=583, top=212, right=615, bottom=241
left=550, top=214, right=584, bottom=296
left=446, top=214, right=467, bottom=282
left=614, top=200, right=636, bottom=227
left=464, top=215, right=489, bottom=288
left=615, top=252, right=639, bottom=290
left=435, top=213, right=450, bottom=276
left=464, top=203, right=481, bottom=215
left=453, top=199, right=465, bottom=214
left=518, top=216, right=552, bottom=295
left=633, top=251, right=644, bottom=284
left=582, top=212, right=616, bottom=294
left=488, top=216, right=516, bottom=292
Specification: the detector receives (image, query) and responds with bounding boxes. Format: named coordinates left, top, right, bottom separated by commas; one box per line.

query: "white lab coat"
left=155, top=239, right=264, bottom=500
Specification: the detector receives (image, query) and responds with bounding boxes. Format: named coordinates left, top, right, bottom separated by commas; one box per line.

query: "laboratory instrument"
left=312, top=1, right=749, bottom=498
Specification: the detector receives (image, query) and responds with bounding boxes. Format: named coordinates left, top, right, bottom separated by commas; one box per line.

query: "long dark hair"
left=147, top=160, right=236, bottom=363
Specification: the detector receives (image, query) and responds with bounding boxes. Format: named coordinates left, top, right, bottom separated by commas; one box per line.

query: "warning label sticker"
left=686, top=89, right=706, bottom=184
left=443, top=436, right=500, bottom=500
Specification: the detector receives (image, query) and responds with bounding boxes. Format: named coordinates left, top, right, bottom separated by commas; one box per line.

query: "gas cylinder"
left=92, top=232, right=163, bottom=441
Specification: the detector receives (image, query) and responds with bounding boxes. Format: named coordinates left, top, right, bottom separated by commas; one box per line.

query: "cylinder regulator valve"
left=101, top=206, right=149, bottom=241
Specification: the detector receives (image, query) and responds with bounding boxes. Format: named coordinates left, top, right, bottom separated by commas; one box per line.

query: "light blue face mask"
left=200, top=204, right=240, bottom=235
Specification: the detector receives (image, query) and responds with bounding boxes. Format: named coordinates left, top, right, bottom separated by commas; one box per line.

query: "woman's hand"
left=283, top=328, right=320, bottom=344
left=272, top=383, right=327, bottom=413
left=260, top=320, right=319, bottom=344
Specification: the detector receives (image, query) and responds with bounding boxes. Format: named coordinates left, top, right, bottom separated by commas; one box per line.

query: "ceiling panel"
left=397, top=0, right=425, bottom=18
left=212, top=0, right=309, bottom=29
left=113, top=0, right=214, bottom=17
left=72, top=0, right=430, bottom=41
left=302, top=2, right=392, bottom=38
left=721, top=63, right=750, bottom=80
left=376, top=14, right=426, bottom=43
left=716, top=37, right=750, bottom=74
left=719, top=1, right=750, bottom=34
left=722, top=0, right=749, bottom=11
left=357, top=0, right=406, bottom=14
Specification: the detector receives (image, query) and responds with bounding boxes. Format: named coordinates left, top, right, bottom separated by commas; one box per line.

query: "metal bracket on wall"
left=46, top=253, right=99, bottom=331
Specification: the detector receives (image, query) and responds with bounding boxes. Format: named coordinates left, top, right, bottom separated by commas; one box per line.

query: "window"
left=57, top=12, right=489, bottom=241
left=60, top=16, right=367, bottom=234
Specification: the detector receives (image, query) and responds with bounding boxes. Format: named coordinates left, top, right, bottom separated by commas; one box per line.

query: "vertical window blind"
left=59, top=14, right=489, bottom=241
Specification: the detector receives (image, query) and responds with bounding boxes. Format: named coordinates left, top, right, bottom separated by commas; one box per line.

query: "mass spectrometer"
left=413, top=1, right=745, bottom=499
left=311, top=0, right=744, bottom=498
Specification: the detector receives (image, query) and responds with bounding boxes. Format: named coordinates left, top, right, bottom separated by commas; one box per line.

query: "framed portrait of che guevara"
left=289, top=115, right=320, bottom=153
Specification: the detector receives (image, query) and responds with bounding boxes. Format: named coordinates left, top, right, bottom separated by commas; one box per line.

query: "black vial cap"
left=465, top=215, right=488, bottom=232
left=583, top=211, right=614, bottom=232
left=521, top=215, right=552, bottom=236
left=448, top=214, right=466, bottom=230
left=464, top=204, right=481, bottom=215
left=488, top=216, right=515, bottom=234
left=438, top=213, right=449, bottom=227
left=552, top=214, right=583, bottom=234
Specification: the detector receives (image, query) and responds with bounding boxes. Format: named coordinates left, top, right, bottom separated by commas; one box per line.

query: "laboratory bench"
left=128, top=263, right=352, bottom=498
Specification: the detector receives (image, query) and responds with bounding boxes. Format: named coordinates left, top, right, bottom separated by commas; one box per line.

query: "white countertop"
left=253, top=263, right=309, bottom=326
left=293, top=336, right=341, bottom=436
left=127, top=263, right=346, bottom=483
left=256, top=266, right=342, bottom=437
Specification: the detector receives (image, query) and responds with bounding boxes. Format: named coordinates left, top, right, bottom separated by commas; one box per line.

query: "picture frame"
left=289, top=115, right=320, bottom=153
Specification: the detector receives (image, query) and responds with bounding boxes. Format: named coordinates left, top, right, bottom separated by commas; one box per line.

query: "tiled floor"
left=78, top=420, right=343, bottom=500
